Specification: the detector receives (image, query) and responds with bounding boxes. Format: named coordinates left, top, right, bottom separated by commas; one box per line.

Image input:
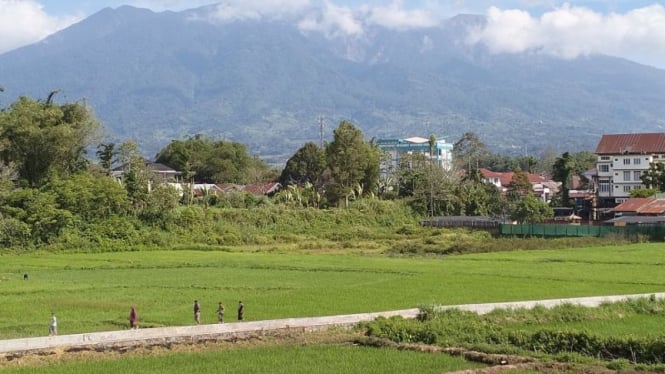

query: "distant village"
left=111, top=132, right=665, bottom=227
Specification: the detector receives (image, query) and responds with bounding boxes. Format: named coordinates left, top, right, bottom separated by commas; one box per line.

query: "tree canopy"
left=155, top=135, right=275, bottom=184
left=325, top=121, right=380, bottom=206
left=0, top=96, right=100, bottom=187
left=279, top=142, right=326, bottom=187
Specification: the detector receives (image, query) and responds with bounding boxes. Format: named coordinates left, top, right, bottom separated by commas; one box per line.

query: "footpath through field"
left=1, top=292, right=664, bottom=355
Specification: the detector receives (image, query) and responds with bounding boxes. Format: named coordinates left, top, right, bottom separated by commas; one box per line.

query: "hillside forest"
left=0, top=94, right=656, bottom=251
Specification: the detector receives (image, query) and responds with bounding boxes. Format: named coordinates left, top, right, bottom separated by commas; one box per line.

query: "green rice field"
left=0, top=242, right=663, bottom=338
left=0, top=344, right=485, bottom=374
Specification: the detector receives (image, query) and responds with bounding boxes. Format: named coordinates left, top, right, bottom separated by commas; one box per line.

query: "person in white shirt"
left=49, top=313, right=57, bottom=336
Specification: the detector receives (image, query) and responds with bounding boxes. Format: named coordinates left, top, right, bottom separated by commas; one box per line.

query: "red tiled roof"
left=595, top=133, right=665, bottom=155
left=611, top=198, right=655, bottom=213
left=479, top=168, right=547, bottom=187
left=638, top=199, right=665, bottom=215
left=242, top=182, right=281, bottom=196
left=479, top=168, right=503, bottom=178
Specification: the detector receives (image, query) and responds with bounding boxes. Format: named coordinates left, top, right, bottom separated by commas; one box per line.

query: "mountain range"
left=1, top=4, right=665, bottom=162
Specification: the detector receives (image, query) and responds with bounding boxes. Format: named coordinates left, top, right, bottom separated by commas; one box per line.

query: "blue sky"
left=1, top=0, right=664, bottom=69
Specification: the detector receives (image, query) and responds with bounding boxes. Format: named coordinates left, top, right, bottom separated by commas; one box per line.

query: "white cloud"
left=298, top=0, right=439, bottom=39
left=467, top=4, right=665, bottom=69
left=205, top=0, right=310, bottom=22
left=0, top=0, right=81, bottom=54
left=298, top=1, right=364, bottom=38
left=364, top=0, right=437, bottom=29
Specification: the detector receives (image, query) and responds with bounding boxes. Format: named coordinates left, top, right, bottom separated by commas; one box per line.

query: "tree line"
left=2, top=94, right=659, bottom=249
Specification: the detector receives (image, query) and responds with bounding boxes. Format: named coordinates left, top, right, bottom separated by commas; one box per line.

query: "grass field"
left=0, top=242, right=664, bottom=338
left=0, top=344, right=485, bottom=374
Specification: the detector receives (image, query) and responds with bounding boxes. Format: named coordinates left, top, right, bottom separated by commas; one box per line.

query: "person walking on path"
left=217, top=302, right=225, bottom=323
left=129, top=306, right=138, bottom=329
left=194, top=300, right=201, bottom=324
left=237, top=301, right=244, bottom=321
left=49, top=313, right=57, bottom=336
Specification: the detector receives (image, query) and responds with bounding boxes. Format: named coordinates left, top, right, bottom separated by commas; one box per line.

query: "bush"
left=363, top=300, right=665, bottom=365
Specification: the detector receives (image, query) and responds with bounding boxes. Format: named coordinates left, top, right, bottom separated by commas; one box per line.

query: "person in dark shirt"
left=194, top=300, right=201, bottom=324
left=237, top=301, right=244, bottom=321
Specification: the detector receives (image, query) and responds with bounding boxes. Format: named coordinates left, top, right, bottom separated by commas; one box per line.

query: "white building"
left=594, top=133, right=665, bottom=206
left=377, top=136, right=454, bottom=174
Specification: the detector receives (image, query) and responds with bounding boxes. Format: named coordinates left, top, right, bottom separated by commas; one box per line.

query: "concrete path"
left=1, top=292, right=663, bottom=355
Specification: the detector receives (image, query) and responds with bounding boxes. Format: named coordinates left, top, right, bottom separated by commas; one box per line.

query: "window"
left=623, top=171, right=630, bottom=181
left=633, top=158, right=641, bottom=165
left=600, top=156, right=611, bottom=161
left=623, top=185, right=631, bottom=192
left=598, top=164, right=609, bottom=172
left=599, top=181, right=610, bottom=192
left=634, top=171, right=641, bottom=180
left=623, top=159, right=631, bottom=165
left=635, top=185, right=643, bottom=190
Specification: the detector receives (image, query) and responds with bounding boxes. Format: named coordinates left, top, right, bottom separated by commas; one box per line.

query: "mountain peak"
left=1, top=7, right=664, bottom=159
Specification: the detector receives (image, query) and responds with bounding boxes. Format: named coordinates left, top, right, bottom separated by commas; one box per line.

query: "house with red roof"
left=606, top=196, right=665, bottom=225
left=479, top=168, right=559, bottom=202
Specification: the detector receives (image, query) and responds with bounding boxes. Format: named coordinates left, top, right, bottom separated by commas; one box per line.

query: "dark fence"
left=500, top=223, right=665, bottom=240
left=422, top=216, right=501, bottom=230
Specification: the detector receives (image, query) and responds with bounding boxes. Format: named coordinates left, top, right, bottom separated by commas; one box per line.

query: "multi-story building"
left=594, top=133, right=665, bottom=207
left=377, top=136, right=454, bottom=174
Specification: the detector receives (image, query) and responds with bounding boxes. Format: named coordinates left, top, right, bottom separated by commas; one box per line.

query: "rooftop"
left=595, top=133, right=665, bottom=155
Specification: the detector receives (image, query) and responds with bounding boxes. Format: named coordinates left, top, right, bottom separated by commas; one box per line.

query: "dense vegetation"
left=2, top=93, right=664, bottom=251
left=0, top=96, right=502, bottom=249
left=363, top=297, right=665, bottom=369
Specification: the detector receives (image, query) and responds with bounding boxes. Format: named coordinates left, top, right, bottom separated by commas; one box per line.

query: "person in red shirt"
left=129, top=306, right=138, bottom=329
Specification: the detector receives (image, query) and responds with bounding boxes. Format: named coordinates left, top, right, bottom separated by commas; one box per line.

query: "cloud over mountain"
left=467, top=4, right=665, bottom=68
left=0, top=0, right=81, bottom=53
left=1, top=1, right=664, bottom=69
left=204, top=0, right=311, bottom=22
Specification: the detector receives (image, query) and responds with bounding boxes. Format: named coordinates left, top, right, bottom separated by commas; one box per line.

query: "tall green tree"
left=552, top=152, right=574, bottom=206
left=641, top=162, right=665, bottom=191
left=509, top=193, right=554, bottom=224
left=325, top=121, right=379, bottom=207
left=117, top=141, right=150, bottom=212
left=279, top=142, right=326, bottom=187
left=0, top=96, right=100, bottom=186
left=452, top=132, right=489, bottom=171
left=96, top=142, right=117, bottom=176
